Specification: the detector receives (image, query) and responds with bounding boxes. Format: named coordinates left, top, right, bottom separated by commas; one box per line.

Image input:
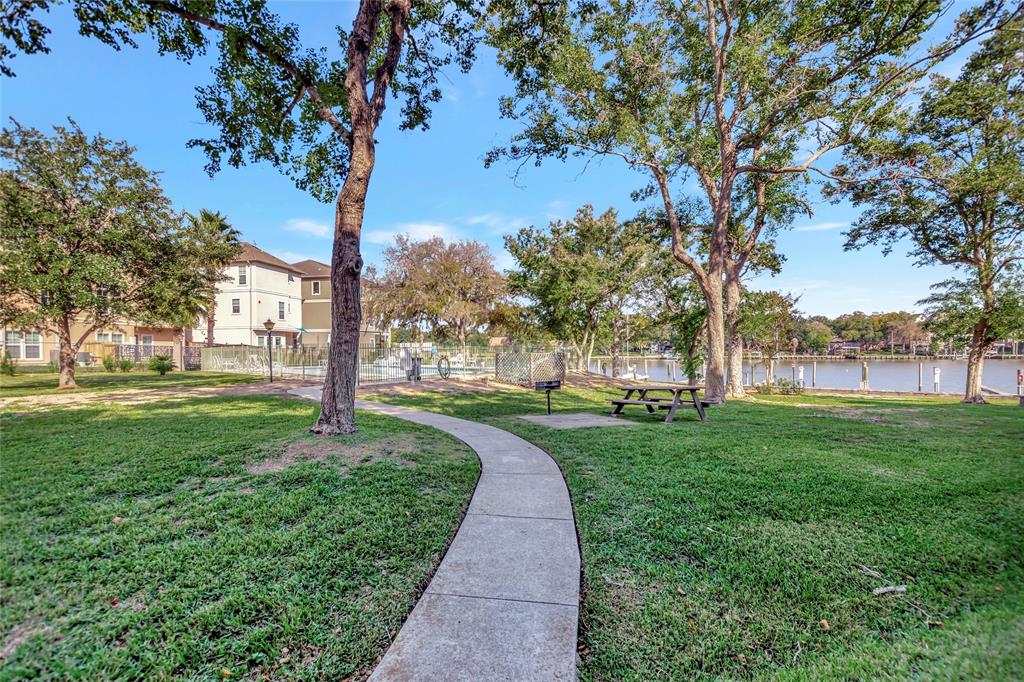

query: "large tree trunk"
left=585, top=332, right=597, bottom=373
left=57, top=317, right=78, bottom=390
left=312, top=132, right=374, bottom=435
left=963, top=319, right=991, bottom=404
left=610, top=318, right=622, bottom=378
left=310, top=0, right=410, bottom=435
left=724, top=271, right=745, bottom=398
left=703, top=277, right=727, bottom=403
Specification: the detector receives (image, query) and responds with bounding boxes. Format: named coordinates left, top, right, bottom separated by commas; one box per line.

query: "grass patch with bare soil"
left=368, top=382, right=1024, bottom=681
left=0, top=376, right=478, bottom=680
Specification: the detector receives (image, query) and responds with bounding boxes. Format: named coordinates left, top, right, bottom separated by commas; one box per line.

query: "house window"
left=4, top=331, right=41, bottom=360
left=312, top=281, right=320, bottom=296
left=274, top=335, right=283, bottom=347
left=96, top=332, right=124, bottom=344
left=95, top=285, right=112, bottom=312
left=4, top=331, right=22, bottom=359
left=288, top=273, right=294, bottom=282
left=257, top=335, right=266, bottom=347
left=278, top=302, right=285, bottom=320
left=231, top=298, right=241, bottom=314
left=141, top=334, right=154, bottom=346
left=237, top=265, right=247, bottom=285
left=23, top=332, right=40, bottom=359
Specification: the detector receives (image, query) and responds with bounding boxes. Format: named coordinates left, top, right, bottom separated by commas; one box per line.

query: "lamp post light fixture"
left=263, top=318, right=275, bottom=382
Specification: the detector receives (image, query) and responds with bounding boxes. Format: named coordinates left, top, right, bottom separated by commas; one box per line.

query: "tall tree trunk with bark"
left=703, top=281, right=727, bottom=402
left=585, top=332, right=597, bottom=373
left=609, top=317, right=622, bottom=378
left=963, top=318, right=992, bottom=404
left=725, top=270, right=745, bottom=397
left=311, top=0, right=411, bottom=434
left=314, top=131, right=372, bottom=434
left=57, top=317, right=78, bottom=389
left=657, top=168, right=728, bottom=403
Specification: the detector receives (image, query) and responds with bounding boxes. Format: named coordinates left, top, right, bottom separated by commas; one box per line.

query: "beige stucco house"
left=290, top=259, right=388, bottom=348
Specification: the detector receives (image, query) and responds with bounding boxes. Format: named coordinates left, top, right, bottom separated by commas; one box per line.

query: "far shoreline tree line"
left=1, top=0, right=1022, bottom=420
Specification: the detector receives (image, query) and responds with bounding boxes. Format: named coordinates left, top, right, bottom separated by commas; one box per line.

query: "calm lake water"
left=590, top=357, right=1024, bottom=395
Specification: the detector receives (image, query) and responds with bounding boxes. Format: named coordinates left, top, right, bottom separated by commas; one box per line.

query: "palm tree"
left=188, top=210, right=240, bottom=347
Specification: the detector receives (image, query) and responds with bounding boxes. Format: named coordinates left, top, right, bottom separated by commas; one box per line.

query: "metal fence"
left=200, top=344, right=502, bottom=385
left=1, top=341, right=179, bottom=372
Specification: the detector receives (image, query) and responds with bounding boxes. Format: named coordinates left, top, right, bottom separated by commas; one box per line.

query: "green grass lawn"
left=0, top=370, right=257, bottom=398
left=367, top=384, right=1024, bottom=680
left=0, top=375, right=479, bottom=680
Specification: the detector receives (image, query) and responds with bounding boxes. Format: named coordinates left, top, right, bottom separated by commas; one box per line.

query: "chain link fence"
left=495, top=349, right=567, bottom=386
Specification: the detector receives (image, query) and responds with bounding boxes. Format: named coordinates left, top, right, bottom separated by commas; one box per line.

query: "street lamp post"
left=263, top=318, right=275, bottom=382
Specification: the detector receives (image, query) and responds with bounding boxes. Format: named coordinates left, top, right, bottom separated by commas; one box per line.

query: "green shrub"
left=1, top=352, right=16, bottom=376
left=102, top=355, right=118, bottom=372
left=148, top=354, right=175, bottom=376
left=753, top=378, right=804, bottom=395
left=118, top=358, right=134, bottom=372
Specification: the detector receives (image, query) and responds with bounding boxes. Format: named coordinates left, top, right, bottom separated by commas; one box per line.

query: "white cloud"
left=465, top=212, right=528, bottom=235
left=284, top=218, right=331, bottom=238
left=544, top=200, right=570, bottom=222
left=277, top=249, right=322, bottom=264
left=493, top=249, right=517, bottom=273
left=364, top=222, right=457, bottom=245
left=793, top=221, right=847, bottom=232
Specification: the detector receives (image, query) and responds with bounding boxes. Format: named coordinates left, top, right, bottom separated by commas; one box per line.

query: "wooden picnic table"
left=610, top=384, right=709, bottom=423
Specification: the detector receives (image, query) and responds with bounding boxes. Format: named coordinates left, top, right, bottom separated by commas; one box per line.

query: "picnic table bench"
left=610, top=385, right=710, bottom=423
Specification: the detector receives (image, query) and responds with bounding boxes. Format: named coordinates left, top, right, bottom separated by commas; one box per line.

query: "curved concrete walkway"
left=288, top=389, right=580, bottom=681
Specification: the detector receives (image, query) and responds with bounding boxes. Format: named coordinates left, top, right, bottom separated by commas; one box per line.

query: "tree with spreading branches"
left=738, top=289, right=799, bottom=386
left=484, top=0, right=1013, bottom=403
left=504, top=205, right=655, bottom=371
left=365, top=235, right=507, bottom=344
left=2, top=0, right=478, bottom=433
left=0, top=120, right=240, bottom=389
left=834, top=16, right=1024, bottom=402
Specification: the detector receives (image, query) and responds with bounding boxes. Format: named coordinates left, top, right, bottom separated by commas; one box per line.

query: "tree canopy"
left=1, top=0, right=482, bottom=433
left=365, top=235, right=507, bottom=344
left=504, top=205, right=657, bottom=370
left=0, top=119, right=240, bottom=387
left=835, top=14, right=1024, bottom=401
left=483, top=0, right=1008, bottom=401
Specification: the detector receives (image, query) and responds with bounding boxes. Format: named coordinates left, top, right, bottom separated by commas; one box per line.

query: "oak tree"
left=836, top=17, right=1024, bottom=402
left=0, top=120, right=239, bottom=389
left=738, top=289, right=799, bottom=385
left=504, top=205, right=654, bottom=371
left=365, top=235, right=507, bottom=344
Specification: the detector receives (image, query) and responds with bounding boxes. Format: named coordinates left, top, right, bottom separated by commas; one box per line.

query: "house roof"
left=291, top=259, right=331, bottom=278
left=234, top=243, right=305, bottom=274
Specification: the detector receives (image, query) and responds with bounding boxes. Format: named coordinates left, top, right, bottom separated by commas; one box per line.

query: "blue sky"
left=0, top=2, right=978, bottom=317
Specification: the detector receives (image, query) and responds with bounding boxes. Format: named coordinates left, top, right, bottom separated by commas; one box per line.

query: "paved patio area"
left=288, top=388, right=580, bottom=681
left=518, top=412, right=637, bottom=429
